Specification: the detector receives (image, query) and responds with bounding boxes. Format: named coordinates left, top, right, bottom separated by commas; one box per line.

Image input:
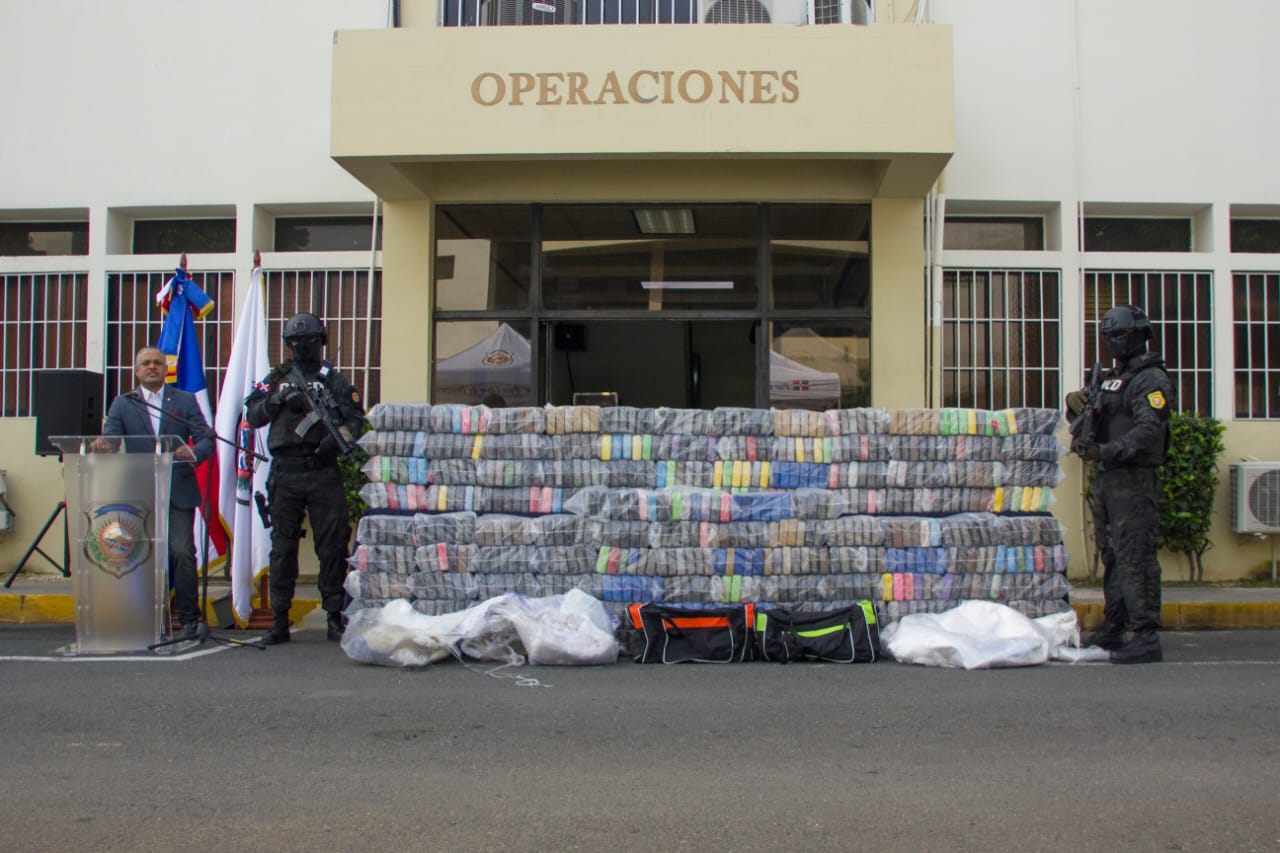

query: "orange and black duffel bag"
left=627, top=602, right=755, bottom=664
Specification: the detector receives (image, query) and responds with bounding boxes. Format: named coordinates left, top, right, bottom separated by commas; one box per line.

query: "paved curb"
left=1072, top=602, right=1280, bottom=630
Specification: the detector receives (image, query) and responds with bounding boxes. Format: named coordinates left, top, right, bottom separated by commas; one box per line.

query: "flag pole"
left=245, top=249, right=276, bottom=631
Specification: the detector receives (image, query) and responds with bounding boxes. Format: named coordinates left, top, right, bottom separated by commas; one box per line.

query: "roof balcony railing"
left=438, top=0, right=872, bottom=27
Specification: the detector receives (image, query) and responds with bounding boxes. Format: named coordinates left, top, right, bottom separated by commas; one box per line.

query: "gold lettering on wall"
left=470, top=70, right=799, bottom=106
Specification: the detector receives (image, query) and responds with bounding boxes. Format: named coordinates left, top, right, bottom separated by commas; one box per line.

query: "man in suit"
left=100, top=346, right=213, bottom=638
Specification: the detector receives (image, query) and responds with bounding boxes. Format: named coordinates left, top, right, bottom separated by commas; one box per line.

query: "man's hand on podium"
left=173, top=445, right=196, bottom=463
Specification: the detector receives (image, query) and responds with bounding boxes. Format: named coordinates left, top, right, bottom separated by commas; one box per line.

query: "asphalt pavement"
left=2, top=623, right=1278, bottom=852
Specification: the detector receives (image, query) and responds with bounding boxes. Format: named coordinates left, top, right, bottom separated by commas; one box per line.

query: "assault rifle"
left=285, top=362, right=358, bottom=458
left=1069, top=362, right=1104, bottom=457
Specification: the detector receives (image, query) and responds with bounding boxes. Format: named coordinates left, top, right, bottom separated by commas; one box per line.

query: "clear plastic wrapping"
left=712, top=407, right=774, bottom=436
left=365, top=402, right=432, bottom=432
left=543, top=405, right=600, bottom=434
left=771, top=409, right=832, bottom=438
left=597, top=405, right=660, bottom=434
left=653, top=407, right=714, bottom=435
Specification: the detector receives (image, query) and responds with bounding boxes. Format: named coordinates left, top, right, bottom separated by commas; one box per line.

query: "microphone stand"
left=106, top=390, right=268, bottom=652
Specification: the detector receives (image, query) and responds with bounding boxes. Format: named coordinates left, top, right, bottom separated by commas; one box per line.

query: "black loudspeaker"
left=34, top=369, right=104, bottom=456
left=555, top=323, right=587, bottom=352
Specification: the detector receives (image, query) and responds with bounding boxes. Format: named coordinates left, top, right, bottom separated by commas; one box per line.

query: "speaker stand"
left=4, top=500, right=70, bottom=587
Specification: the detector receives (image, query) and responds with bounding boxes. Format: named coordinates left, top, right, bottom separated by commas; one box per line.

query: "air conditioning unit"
left=701, top=0, right=810, bottom=25
left=1230, top=462, right=1280, bottom=534
left=480, top=0, right=578, bottom=25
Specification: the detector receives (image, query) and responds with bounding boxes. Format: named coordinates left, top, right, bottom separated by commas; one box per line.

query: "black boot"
left=1083, top=628, right=1126, bottom=651
left=261, top=615, right=291, bottom=646
left=1110, top=633, right=1161, bottom=664
left=326, top=611, right=345, bottom=642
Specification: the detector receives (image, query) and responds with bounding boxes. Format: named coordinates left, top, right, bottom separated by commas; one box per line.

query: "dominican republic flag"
left=156, top=268, right=229, bottom=573
left=214, top=266, right=272, bottom=624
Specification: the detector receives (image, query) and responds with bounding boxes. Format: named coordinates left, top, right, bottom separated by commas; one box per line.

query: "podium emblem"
left=84, top=502, right=152, bottom=579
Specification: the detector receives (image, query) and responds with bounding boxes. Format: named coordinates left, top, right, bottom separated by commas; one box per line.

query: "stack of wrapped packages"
left=348, top=404, right=1070, bottom=627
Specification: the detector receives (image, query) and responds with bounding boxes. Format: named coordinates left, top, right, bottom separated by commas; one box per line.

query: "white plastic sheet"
left=341, top=591, right=618, bottom=668
left=881, top=600, right=1107, bottom=669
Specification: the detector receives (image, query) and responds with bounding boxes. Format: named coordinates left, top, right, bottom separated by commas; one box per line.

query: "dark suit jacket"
left=102, top=385, right=213, bottom=510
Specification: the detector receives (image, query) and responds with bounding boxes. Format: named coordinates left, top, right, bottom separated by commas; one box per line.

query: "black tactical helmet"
left=1100, top=305, right=1151, bottom=361
left=282, top=312, right=327, bottom=345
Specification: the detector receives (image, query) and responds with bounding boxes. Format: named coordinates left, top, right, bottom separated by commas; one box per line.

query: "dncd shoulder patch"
left=1147, top=390, right=1167, bottom=409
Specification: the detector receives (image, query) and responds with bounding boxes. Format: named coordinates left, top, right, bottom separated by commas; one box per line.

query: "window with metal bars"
left=1233, top=272, right=1280, bottom=419
left=104, top=271, right=235, bottom=407
left=941, top=268, right=1061, bottom=409
left=1083, top=270, right=1213, bottom=415
left=0, top=272, right=88, bottom=416
left=262, top=268, right=383, bottom=405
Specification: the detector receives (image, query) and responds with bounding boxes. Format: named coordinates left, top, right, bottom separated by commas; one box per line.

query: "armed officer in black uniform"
left=1066, top=305, right=1173, bottom=664
left=246, top=313, right=365, bottom=645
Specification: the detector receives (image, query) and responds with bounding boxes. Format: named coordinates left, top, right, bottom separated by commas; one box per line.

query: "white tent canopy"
left=434, top=323, right=532, bottom=405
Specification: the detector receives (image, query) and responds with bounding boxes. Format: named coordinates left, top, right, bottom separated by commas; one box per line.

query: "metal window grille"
left=941, top=268, right=1061, bottom=409
left=263, top=269, right=383, bottom=405
left=1083, top=270, right=1213, bottom=416
left=1233, top=272, right=1280, bottom=419
left=104, top=271, right=236, bottom=408
left=438, top=0, right=868, bottom=25
left=0, top=272, right=88, bottom=417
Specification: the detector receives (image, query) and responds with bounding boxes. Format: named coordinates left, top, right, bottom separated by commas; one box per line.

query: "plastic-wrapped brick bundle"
left=608, top=461, right=657, bottom=488
left=419, top=459, right=475, bottom=485
left=886, top=460, right=948, bottom=488
left=938, top=512, right=1003, bottom=547
left=365, top=402, right=432, bottom=432
left=422, top=432, right=473, bottom=458
left=998, top=514, right=1066, bottom=546
left=994, top=544, right=1063, bottom=573
left=348, top=543, right=415, bottom=581
left=484, top=486, right=572, bottom=515
left=362, top=456, right=427, bottom=485
left=658, top=575, right=715, bottom=603
left=823, top=515, right=884, bottom=547
left=552, top=434, right=597, bottom=461
left=544, top=405, right=600, bottom=434
left=474, top=514, right=534, bottom=547
left=943, top=461, right=1003, bottom=488
left=719, top=521, right=769, bottom=548
left=764, top=547, right=829, bottom=576
left=768, top=436, right=835, bottom=463
left=731, top=490, right=793, bottom=522
left=408, top=571, right=479, bottom=603
left=827, top=546, right=871, bottom=574
left=654, top=461, right=716, bottom=488
left=473, top=546, right=537, bottom=574
left=471, top=434, right=555, bottom=460
left=791, top=488, right=846, bottom=520
left=829, top=408, right=889, bottom=435
left=359, top=430, right=424, bottom=458
left=889, top=409, right=941, bottom=435
left=828, top=434, right=893, bottom=462
left=712, top=407, right=773, bottom=436
left=531, top=514, right=586, bottom=546
left=827, top=461, right=889, bottom=489
left=892, top=435, right=1003, bottom=462
left=767, top=462, right=830, bottom=489
left=884, top=547, right=953, bottom=575
left=1008, top=408, right=1061, bottom=436
left=359, top=482, right=429, bottom=512
left=412, top=543, right=476, bottom=573
left=653, top=407, right=713, bottom=435
left=595, top=545, right=648, bottom=575
left=650, top=434, right=716, bottom=462
left=476, top=460, right=611, bottom=488
left=597, top=405, right=659, bottom=434
left=772, top=409, right=831, bottom=438
left=648, top=521, right=703, bottom=548
left=562, top=485, right=609, bottom=517
left=584, top=519, right=650, bottom=548
left=949, top=545, right=1000, bottom=574
left=426, top=404, right=492, bottom=435
left=412, top=512, right=477, bottom=546
left=645, top=547, right=713, bottom=577
left=990, top=485, right=1055, bottom=514
left=770, top=519, right=823, bottom=547
left=421, top=484, right=488, bottom=513
left=715, top=435, right=776, bottom=462
left=475, top=572, right=542, bottom=599
left=531, top=545, right=596, bottom=574
left=1003, top=433, right=1063, bottom=462
left=711, top=460, right=765, bottom=491
left=484, top=406, right=545, bottom=435
left=599, top=574, right=663, bottom=603
left=1001, top=460, right=1064, bottom=487
left=357, top=515, right=417, bottom=548
left=713, top=547, right=766, bottom=576
left=882, top=517, right=941, bottom=548
left=599, top=433, right=653, bottom=462
left=540, top=574, right=603, bottom=598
